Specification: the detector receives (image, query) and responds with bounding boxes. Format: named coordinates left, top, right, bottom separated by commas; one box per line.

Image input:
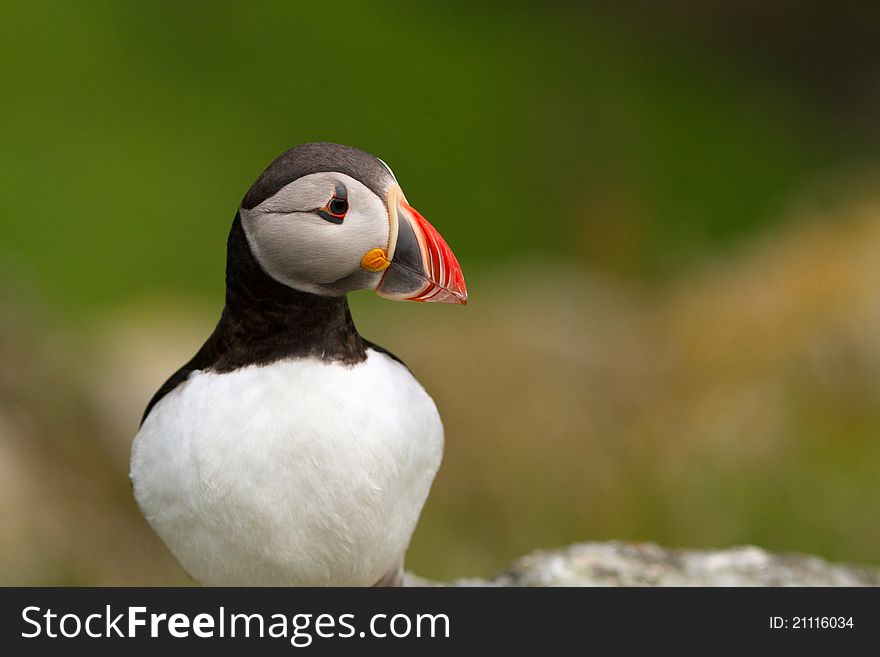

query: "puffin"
left=130, top=142, right=466, bottom=586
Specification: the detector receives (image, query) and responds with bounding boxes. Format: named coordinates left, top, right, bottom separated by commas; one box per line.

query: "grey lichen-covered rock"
left=410, top=542, right=880, bottom=587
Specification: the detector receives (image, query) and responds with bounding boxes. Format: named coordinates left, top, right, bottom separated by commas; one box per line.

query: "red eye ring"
left=316, top=183, right=348, bottom=224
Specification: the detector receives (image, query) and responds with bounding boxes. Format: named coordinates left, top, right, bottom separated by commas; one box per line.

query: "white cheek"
left=252, top=214, right=362, bottom=283
left=240, top=174, right=391, bottom=295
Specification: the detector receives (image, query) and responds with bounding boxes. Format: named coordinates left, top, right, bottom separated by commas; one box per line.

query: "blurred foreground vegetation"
left=1, top=2, right=879, bottom=583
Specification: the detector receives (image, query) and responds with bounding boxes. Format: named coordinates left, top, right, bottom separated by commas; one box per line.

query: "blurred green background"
left=2, top=1, right=880, bottom=584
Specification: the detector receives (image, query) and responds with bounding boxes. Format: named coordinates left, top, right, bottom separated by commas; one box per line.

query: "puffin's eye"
left=328, top=197, right=348, bottom=216
left=316, top=183, right=348, bottom=224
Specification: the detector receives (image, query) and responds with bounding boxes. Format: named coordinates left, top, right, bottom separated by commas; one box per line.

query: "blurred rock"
left=411, top=541, right=880, bottom=586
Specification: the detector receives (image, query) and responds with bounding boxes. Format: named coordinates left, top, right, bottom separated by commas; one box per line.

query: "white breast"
left=130, top=349, right=443, bottom=586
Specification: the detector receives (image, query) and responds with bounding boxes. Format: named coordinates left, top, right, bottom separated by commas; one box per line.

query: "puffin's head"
left=238, top=142, right=467, bottom=304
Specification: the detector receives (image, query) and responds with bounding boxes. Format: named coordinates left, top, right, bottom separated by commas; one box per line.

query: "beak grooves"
left=374, top=187, right=467, bottom=305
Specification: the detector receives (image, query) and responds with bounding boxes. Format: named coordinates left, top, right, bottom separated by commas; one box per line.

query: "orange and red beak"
left=374, top=187, right=467, bottom=305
